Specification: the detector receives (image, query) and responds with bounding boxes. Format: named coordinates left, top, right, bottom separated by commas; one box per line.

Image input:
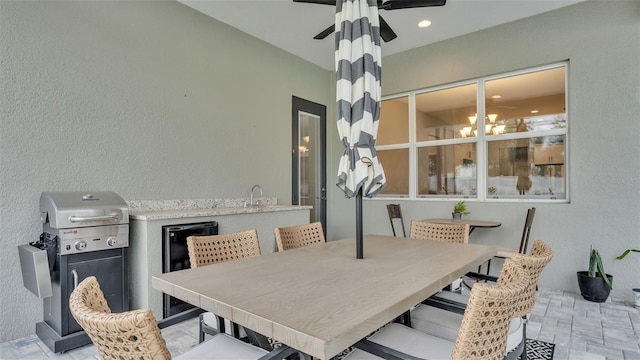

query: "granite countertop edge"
left=129, top=204, right=312, bottom=221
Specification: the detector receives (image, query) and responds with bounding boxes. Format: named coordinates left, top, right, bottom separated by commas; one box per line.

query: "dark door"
left=292, top=96, right=327, bottom=233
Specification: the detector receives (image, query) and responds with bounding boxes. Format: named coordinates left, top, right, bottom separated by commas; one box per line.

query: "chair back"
left=409, top=220, right=470, bottom=243
left=506, top=239, right=553, bottom=317
left=518, top=207, right=536, bottom=254
left=451, top=258, right=529, bottom=360
left=274, top=222, right=325, bottom=252
left=69, top=276, right=171, bottom=359
left=386, top=204, right=406, bottom=237
left=187, top=229, right=261, bottom=268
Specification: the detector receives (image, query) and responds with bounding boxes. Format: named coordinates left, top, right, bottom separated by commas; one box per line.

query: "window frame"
left=374, top=62, right=569, bottom=203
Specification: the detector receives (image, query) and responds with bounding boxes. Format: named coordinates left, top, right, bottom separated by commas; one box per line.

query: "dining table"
left=152, top=234, right=496, bottom=359
left=419, top=218, right=502, bottom=234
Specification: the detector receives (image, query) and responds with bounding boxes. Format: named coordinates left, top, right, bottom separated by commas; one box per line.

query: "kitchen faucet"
left=250, top=184, right=263, bottom=206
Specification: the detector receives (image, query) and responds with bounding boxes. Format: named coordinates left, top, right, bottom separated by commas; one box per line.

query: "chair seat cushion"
left=431, top=290, right=469, bottom=304
left=410, top=302, right=461, bottom=342
left=497, top=246, right=518, bottom=258
left=202, top=312, right=247, bottom=338
left=342, top=348, right=384, bottom=359
left=343, top=322, right=455, bottom=360
left=368, top=323, right=455, bottom=359
left=411, top=304, right=524, bottom=354
left=202, top=311, right=219, bottom=330
left=176, top=333, right=267, bottom=359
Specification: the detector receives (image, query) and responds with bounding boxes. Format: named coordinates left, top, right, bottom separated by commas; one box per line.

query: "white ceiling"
left=178, top=0, right=584, bottom=71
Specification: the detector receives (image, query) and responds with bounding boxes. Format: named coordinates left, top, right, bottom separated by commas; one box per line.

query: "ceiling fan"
left=293, top=0, right=446, bottom=42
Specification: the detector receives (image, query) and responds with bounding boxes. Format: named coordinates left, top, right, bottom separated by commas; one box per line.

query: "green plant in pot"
left=617, top=249, right=640, bottom=309
left=452, top=201, right=469, bottom=221
left=577, top=247, right=613, bottom=302
left=617, top=249, right=640, bottom=260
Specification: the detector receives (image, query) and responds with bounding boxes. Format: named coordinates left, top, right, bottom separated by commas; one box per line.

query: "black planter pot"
left=577, top=271, right=613, bottom=302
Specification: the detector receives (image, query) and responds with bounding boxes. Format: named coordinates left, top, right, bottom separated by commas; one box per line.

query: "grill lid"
left=40, top=191, right=129, bottom=229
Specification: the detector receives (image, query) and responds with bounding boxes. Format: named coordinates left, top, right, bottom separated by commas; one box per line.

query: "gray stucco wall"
left=327, top=0, right=640, bottom=304
left=0, top=1, right=331, bottom=341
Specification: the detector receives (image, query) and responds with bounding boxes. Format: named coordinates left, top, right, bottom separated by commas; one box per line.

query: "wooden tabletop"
left=152, top=234, right=496, bottom=359
left=420, top=218, right=502, bottom=228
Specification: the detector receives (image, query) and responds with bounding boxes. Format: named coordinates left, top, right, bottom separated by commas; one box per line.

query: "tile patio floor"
left=1, top=288, right=638, bottom=359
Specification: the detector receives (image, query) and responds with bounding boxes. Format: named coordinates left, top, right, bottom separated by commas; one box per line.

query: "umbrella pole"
left=356, top=188, right=363, bottom=259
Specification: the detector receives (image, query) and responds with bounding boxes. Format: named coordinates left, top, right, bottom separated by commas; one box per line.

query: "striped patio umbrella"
left=335, top=0, right=386, bottom=258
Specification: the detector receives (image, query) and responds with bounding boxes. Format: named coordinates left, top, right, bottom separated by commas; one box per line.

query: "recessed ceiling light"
left=417, top=20, right=431, bottom=28
left=491, top=95, right=502, bottom=99
left=531, top=110, right=539, bottom=114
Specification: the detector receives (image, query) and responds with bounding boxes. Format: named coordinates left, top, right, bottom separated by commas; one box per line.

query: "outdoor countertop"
left=129, top=204, right=312, bottom=221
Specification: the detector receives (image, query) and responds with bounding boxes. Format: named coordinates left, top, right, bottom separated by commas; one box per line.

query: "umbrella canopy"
left=335, top=0, right=386, bottom=258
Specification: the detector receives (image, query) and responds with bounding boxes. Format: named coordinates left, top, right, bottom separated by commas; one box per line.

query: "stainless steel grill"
left=40, top=191, right=129, bottom=255
left=19, top=191, right=129, bottom=353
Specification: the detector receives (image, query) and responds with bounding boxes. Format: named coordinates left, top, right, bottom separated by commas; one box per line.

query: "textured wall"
left=327, top=1, right=640, bottom=301
left=0, top=1, right=330, bottom=341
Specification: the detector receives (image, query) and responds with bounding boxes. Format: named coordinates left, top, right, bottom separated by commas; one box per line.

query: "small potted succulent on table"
left=617, top=249, right=640, bottom=308
left=452, top=201, right=469, bottom=221
left=577, top=246, right=613, bottom=302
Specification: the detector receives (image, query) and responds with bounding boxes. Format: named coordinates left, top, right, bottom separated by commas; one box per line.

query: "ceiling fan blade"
left=379, top=16, right=397, bottom=42
left=381, top=0, right=446, bottom=11
left=292, top=0, right=336, bottom=5
left=314, top=24, right=335, bottom=40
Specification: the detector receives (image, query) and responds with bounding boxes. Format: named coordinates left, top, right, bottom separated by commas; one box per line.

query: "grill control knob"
left=75, top=240, right=87, bottom=251
left=107, top=237, right=118, bottom=247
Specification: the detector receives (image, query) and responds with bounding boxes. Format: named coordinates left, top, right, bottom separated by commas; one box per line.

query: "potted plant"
left=617, top=249, right=640, bottom=309
left=451, top=201, right=469, bottom=221
left=617, top=249, right=640, bottom=259
left=577, top=246, right=613, bottom=302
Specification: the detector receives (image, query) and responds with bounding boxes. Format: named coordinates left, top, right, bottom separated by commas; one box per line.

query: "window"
left=377, top=63, right=568, bottom=201
left=378, top=96, right=410, bottom=197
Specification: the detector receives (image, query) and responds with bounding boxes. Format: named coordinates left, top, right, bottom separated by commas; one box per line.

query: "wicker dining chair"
left=69, top=276, right=296, bottom=360
left=274, top=221, right=325, bottom=252
left=187, top=229, right=261, bottom=268
left=386, top=204, right=406, bottom=237
left=347, top=256, right=530, bottom=360
left=409, top=220, right=470, bottom=294
left=409, top=220, right=470, bottom=244
left=484, top=207, right=536, bottom=274
left=187, top=229, right=262, bottom=344
left=412, top=239, right=554, bottom=360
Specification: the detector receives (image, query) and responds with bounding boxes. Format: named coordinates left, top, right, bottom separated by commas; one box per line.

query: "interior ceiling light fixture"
left=484, top=116, right=506, bottom=135
left=491, top=95, right=502, bottom=99
left=418, top=19, right=432, bottom=28
left=462, top=113, right=502, bottom=137
left=293, top=0, right=447, bottom=42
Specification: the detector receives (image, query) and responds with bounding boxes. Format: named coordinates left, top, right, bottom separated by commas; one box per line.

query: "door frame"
left=291, top=96, right=327, bottom=233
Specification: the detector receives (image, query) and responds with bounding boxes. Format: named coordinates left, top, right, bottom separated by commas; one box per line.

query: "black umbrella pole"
left=356, top=189, right=363, bottom=259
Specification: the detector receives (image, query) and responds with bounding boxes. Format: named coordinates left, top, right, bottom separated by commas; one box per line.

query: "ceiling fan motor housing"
left=293, top=0, right=447, bottom=42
